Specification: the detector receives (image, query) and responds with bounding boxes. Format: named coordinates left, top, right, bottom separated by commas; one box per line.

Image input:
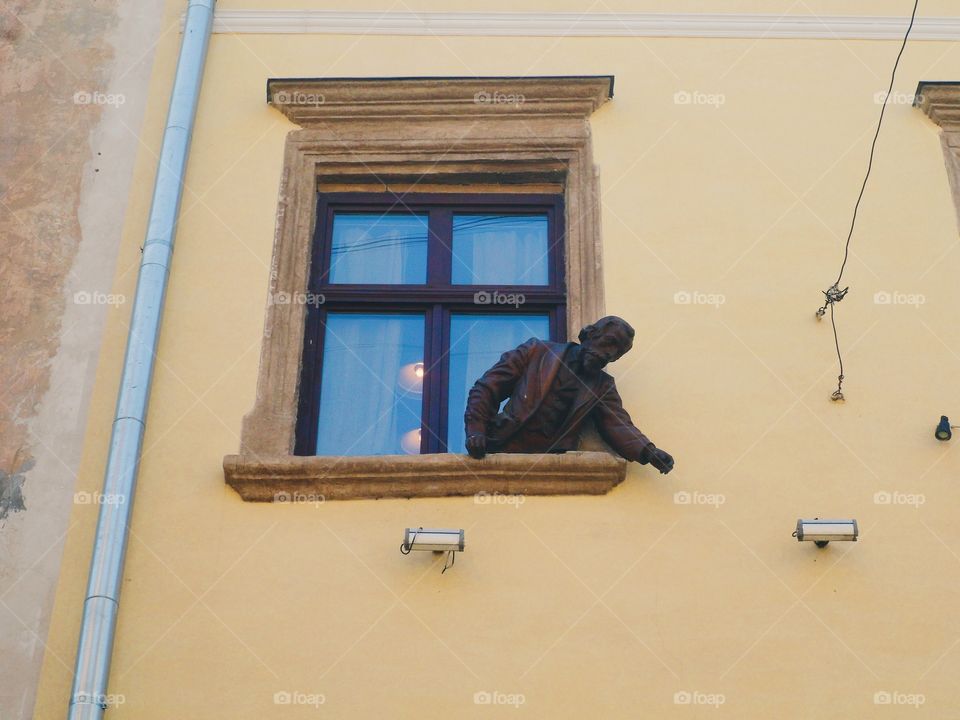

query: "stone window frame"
left=224, top=76, right=627, bottom=500
left=916, top=82, right=960, bottom=230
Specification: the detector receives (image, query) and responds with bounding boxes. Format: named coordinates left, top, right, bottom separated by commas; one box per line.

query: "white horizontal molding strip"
left=205, top=11, right=960, bottom=40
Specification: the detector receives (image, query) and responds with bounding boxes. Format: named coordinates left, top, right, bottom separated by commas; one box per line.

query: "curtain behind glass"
left=329, top=213, right=428, bottom=284
left=316, top=313, right=424, bottom=455
left=451, top=214, right=549, bottom=286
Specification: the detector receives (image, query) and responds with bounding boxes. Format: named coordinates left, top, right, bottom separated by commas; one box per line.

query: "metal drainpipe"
left=67, top=1, right=215, bottom=717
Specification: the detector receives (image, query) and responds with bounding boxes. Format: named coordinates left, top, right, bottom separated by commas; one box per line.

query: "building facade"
left=14, top=1, right=960, bottom=717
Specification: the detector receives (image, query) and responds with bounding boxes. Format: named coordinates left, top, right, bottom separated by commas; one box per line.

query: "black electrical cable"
left=400, top=527, right=421, bottom=554
left=816, top=0, right=920, bottom=401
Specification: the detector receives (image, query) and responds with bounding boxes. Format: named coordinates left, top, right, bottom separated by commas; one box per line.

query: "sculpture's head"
left=577, top=316, right=635, bottom=374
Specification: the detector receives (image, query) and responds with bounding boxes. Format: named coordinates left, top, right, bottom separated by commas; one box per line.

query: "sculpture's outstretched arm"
left=594, top=385, right=674, bottom=473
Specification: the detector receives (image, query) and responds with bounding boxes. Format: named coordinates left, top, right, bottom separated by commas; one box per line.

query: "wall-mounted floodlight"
left=936, top=415, right=956, bottom=441
left=401, top=528, right=465, bottom=573
left=794, top=519, right=858, bottom=548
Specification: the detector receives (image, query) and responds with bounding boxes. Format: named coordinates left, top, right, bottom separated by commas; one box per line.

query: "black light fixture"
left=936, top=415, right=954, bottom=442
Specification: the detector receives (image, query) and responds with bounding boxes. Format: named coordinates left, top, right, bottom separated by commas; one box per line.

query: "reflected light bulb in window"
left=398, top=362, right=425, bottom=394
left=400, top=428, right=421, bottom=454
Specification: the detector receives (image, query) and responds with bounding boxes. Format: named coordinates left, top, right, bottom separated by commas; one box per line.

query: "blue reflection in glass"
left=316, top=313, right=424, bottom=456
left=329, top=213, right=428, bottom=284
left=451, top=214, right=549, bottom=286
left=446, top=314, right=550, bottom=453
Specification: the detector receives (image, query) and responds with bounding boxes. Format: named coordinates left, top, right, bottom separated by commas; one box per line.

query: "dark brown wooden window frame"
left=294, top=191, right=567, bottom=456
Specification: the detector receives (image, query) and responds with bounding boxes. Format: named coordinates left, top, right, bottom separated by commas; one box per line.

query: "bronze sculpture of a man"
left=464, top=316, right=674, bottom=474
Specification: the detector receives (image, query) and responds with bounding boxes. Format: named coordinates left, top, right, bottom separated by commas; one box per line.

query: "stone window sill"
left=223, top=451, right=626, bottom=501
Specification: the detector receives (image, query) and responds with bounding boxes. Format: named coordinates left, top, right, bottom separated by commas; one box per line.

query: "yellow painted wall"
left=35, top=3, right=960, bottom=718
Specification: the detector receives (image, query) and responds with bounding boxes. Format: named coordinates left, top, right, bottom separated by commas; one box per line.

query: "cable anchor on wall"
left=815, top=283, right=848, bottom=320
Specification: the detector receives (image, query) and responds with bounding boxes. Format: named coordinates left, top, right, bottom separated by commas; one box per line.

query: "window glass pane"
left=316, top=313, right=424, bottom=456
left=446, top=314, right=550, bottom=454
left=451, top=214, right=550, bottom=286
left=329, top=213, right=428, bottom=284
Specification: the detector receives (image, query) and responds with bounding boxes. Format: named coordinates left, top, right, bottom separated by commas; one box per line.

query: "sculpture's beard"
left=580, top=348, right=608, bottom=374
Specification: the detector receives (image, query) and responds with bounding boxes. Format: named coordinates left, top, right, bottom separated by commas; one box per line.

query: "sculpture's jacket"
left=464, top=338, right=656, bottom=462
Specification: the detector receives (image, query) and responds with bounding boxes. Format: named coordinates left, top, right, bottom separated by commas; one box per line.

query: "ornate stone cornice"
left=266, top=76, right=613, bottom=125
left=916, top=82, right=960, bottom=131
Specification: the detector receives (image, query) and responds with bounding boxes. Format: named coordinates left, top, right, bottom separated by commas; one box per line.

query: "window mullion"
left=428, top=209, right=453, bottom=287
left=422, top=304, right=446, bottom=453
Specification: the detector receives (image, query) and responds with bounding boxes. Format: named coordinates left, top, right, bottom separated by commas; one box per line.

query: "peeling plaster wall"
left=0, top=1, right=166, bottom=718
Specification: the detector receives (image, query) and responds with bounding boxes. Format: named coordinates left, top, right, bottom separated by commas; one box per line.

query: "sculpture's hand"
left=466, top=434, right=488, bottom=459
left=648, top=447, right=674, bottom=474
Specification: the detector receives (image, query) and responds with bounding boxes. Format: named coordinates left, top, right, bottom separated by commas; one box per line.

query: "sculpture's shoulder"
left=520, top=338, right=575, bottom=364
left=514, top=337, right=566, bottom=356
